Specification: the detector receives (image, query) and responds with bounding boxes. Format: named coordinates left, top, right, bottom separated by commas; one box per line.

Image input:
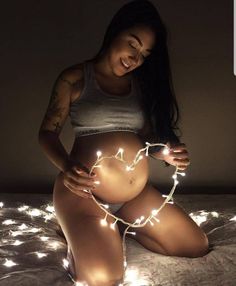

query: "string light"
left=0, top=141, right=188, bottom=286
left=77, top=141, right=187, bottom=284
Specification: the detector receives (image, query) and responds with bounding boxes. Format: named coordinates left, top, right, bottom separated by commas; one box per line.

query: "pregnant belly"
left=69, top=131, right=149, bottom=203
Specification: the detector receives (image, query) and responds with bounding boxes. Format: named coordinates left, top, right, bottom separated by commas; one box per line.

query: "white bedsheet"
left=0, top=193, right=235, bottom=286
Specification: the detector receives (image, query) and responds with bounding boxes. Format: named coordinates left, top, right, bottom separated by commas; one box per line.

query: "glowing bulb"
left=162, top=148, right=169, bottom=155
left=13, top=240, right=24, bottom=246
left=9, top=230, right=23, bottom=237
left=63, top=258, right=69, bottom=268
left=110, top=223, right=116, bottom=230
left=28, top=227, right=41, bottom=233
left=96, top=150, right=102, bottom=157
left=27, top=209, right=42, bottom=217
left=75, top=281, right=88, bottom=286
left=127, top=231, right=136, bottom=235
left=178, top=172, right=186, bottom=176
left=36, top=252, right=47, bottom=258
left=100, top=218, right=108, bottom=227
left=126, top=165, right=131, bottom=171
left=151, top=209, right=158, bottom=216
left=46, top=205, right=54, bottom=212
left=48, top=241, right=61, bottom=249
left=94, top=180, right=100, bottom=185
left=3, top=259, right=17, bottom=267
left=18, top=223, right=28, bottom=230
left=102, top=204, right=109, bottom=209
left=230, top=216, right=236, bottom=221
left=18, top=205, right=29, bottom=211
left=40, top=236, right=49, bottom=241
left=118, top=148, right=124, bottom=153
left=44, top=214, right=54, bottom=221
left=0, top=202, right=4, bottom=208
left=2, top=219, right=16, bottom=225
left=211, top=211, right=219, bottom=218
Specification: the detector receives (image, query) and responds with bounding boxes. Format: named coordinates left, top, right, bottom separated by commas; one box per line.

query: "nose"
left=129, top=51, right=141, bottom=66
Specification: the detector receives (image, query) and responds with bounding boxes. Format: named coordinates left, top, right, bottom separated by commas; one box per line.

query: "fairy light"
left=18, top=223, right=28, bottom=230
left=36, top=252, right=48, bottom=258
left=70, top=141, right=188, bottom=284
left=3, top=259, right=17, bottom=267
left=45, top=205, right=55, bottom=212
left=27, top=208, right=42, bottom=217
left=2, top=219, right=16, bottom=225
left=40, top=236, right=49, bottom=241
left=1, top=141, right=187, bottom=285
left=13, top=240, right=24, bottom=246
left=63, top=258, right=69, bottom=268
left=211, top=211, right=219, bottom=218
left=230, top=215, right=236, bottom=221
left=18, top=205, right=29, bottom=211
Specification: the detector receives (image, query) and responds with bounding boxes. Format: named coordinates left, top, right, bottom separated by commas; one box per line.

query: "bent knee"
left=168, top=233, right=210, bottom=258
left=188, top=233, right=210, bottom=258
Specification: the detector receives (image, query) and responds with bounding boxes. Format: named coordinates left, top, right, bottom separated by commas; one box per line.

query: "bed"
left=0, top=192, right=235, bottom=286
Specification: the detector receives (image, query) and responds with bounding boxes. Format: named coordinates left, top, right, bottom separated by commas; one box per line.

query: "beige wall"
left=0, top=0, right=235, bottom=193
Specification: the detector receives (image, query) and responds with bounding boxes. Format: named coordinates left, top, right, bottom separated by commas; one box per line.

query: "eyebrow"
left=129, top=33, right=152, bottom=52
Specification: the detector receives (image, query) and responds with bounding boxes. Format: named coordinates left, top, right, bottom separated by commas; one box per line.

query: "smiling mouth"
left=120, top=58, right=130, bottom=70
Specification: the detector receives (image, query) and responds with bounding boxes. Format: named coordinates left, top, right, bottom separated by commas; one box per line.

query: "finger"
left=173, top=158, right=190, bottom=165
left=171, top=143, right=187, bottom=152
left=74, top=165, right=92, bottom=176
left=73, top=167, right=90, bottom=177
left=67, top=177, right=96, bottom=190
left=171, top=151, right=189, bottom=159
left=176, top=165, right=187, bottom=171
left=67, top=173, right=95, bottom=188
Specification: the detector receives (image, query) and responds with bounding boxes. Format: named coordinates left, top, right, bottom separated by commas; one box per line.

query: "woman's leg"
left=53, top=172, right=124, bottom=286
left=115, top=182, right=210, bottom=258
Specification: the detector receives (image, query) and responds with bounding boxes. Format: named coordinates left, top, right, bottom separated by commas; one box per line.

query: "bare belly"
left=69, top=131, right=149, bottom=203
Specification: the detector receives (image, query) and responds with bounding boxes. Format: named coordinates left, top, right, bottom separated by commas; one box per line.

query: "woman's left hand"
left=163, top=142, right=190, bottom=171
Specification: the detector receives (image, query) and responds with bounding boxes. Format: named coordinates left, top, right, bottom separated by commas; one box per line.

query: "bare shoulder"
left=58, top=61, right=86, bottom=85
left=59, top=61, right=87, bottom=103
left=38, top=61, right=87, bottom=136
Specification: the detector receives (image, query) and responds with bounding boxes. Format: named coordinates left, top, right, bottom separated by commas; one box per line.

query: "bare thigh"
left=116, top=182, right=210, bottom=258
left=53, top=172, right=124, bottom=286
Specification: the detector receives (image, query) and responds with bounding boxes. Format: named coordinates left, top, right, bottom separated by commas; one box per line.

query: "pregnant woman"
left=38, top=1, right=209, bottom=285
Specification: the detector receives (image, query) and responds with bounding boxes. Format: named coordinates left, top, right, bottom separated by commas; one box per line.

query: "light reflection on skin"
left=1, top=147, right=232, bottom=285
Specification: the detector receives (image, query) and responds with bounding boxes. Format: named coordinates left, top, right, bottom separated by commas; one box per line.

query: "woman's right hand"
left=62, top=161, right=97, bottom=198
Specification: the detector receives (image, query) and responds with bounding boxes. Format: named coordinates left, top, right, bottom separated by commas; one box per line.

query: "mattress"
left=0, top=193, right=235, bottom=286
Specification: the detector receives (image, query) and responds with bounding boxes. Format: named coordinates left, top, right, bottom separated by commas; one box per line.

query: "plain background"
left=0, top=0, right=235, bottom=193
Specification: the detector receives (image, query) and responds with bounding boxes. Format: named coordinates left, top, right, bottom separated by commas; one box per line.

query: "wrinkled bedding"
left=0, top=193, right=235, bottom=286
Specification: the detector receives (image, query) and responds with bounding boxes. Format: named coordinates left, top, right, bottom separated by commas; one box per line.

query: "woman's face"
left=106, top=24, right=156, bottom=76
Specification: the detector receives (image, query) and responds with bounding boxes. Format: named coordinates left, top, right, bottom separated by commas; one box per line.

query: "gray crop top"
left=69, top=60, right=146, bottom=138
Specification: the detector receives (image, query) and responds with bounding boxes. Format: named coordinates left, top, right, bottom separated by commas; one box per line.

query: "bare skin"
left=40, top=24, right=209, bottom=286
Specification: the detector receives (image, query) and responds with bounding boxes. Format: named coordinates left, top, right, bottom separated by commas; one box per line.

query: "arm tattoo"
left=59, top=77, right=74, bottom=87
left=41, top=88, right=66, bottom=133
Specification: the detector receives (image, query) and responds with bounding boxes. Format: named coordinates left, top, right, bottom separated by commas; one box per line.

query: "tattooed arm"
left=38, top=67, right=82, bottom=172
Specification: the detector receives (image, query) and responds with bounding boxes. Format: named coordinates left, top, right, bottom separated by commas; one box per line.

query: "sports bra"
left=69, top=60, right=146, bottom=138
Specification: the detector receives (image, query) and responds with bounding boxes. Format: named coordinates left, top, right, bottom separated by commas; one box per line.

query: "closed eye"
left=129, top=42, right=146, bottom=60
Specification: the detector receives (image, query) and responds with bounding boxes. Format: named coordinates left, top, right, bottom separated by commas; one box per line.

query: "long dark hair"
left=91, top=0, right=182, bottom=146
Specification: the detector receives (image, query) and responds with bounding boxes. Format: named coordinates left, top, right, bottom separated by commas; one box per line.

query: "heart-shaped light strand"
left=77, top=141, right=186, bottom=285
